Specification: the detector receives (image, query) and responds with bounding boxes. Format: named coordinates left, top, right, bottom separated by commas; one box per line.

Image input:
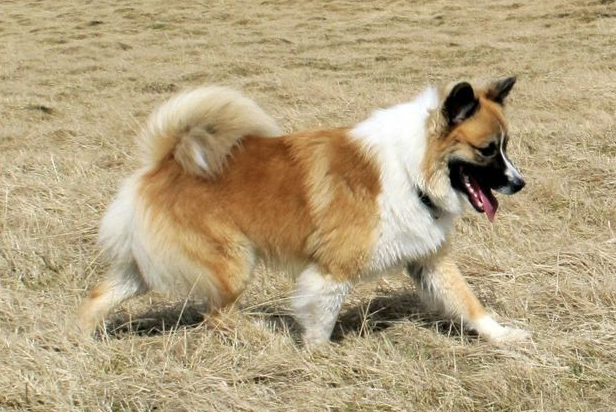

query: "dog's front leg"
left=406, top=257, right=529, bottom=345
left=291, top=264, right=351, bottom=346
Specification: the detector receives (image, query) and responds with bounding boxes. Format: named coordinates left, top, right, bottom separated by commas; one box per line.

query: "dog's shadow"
left=332, top=292, right=468, bottom=342
left=105, top=291, right=468, bottom=342
left=105, top=302, right=208, bottom=337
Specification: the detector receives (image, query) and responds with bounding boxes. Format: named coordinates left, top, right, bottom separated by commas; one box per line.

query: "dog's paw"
left=473, top=316, right=530, bottom=345
left=485, top=326, right=531, bottom=345
left=302, top=333, right=331, bottom=349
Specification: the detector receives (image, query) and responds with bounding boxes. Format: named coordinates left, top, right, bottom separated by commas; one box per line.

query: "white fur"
left=347, top=88, right=529, bottom=344
left=99, top=170, right=231, bottom=306
left=350, top=87, right=462, bottom=277
left=99, top=172, right=142, bottom=267
left=471, top=315, right=530, bottom=344
left=292, top=265, right=351, bottom=344
left=88, top=84, right=530, bottom=344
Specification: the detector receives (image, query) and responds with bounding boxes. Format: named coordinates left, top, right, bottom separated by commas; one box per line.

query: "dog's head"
left=432, top=77, right=524, bottom=221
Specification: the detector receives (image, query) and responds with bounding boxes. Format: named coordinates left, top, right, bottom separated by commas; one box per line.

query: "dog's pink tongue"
left=479, top=187, right=499, bottom=222
left=467, top=174, right=499, bottom=222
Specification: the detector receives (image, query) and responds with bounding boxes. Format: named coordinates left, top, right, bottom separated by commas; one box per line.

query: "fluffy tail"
left=138, top=86, right=282, bottom=177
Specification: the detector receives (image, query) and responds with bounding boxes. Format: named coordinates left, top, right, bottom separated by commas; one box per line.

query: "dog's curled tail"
left=138, top=86, right=282, bottom=177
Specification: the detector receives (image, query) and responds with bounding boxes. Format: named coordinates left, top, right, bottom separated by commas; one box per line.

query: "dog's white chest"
left=364, top=188, right=454, bottom=277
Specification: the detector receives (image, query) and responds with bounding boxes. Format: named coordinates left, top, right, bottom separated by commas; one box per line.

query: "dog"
left=78, top=77, right=529, bottom=345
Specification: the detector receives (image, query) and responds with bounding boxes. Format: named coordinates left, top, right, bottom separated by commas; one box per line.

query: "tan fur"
left=139, top=129, right=381, bottom=282
left=77, top=279, right=121, bottom=333
left=79, top=125, right=381, bottom=333
left=417, top=245, right=488, bottom=323
left=288, top=128, right=381, bottom=280
left=79, top=81, right=528, bottom=345
left=421, top=90, right=509, bottom=196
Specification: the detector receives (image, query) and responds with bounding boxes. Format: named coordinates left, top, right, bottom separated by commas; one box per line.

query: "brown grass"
left=1, top=0, right=615, bottom=410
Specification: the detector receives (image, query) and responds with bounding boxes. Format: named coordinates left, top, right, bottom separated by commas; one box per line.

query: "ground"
left=1, top=0, right=615, bottom=411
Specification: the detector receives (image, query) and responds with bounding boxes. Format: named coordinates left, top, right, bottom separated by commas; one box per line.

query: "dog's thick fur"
left=79, top=79, right=529, bottom=345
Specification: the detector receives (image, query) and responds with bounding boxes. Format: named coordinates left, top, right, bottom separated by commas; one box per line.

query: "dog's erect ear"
left=486, top=76, right=516, bottom=105
left=443, top=82, right=479, bottom=126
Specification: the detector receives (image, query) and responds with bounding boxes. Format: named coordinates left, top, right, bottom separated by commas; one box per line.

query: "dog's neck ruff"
left=349, top=87, right=460, bottom=275
left=351, top=87, right=437, bottom=179
left=351, top=86, right=462, bottom=217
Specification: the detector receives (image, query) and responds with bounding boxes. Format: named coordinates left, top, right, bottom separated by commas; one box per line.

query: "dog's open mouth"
left=450, top=162, right=499, bottom=222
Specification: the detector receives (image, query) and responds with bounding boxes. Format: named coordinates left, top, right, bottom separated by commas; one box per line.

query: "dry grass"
left=1, top=0, right=615, bottom=410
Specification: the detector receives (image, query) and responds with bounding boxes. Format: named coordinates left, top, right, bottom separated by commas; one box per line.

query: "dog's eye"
left=477, top=142, right=497, bottom=157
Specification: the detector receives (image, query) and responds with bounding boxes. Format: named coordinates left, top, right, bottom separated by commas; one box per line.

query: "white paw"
left=302, top=329, right=332, bottom=348
left=485, top=326, right=531, bottom=345
left=473, top=316, right=531, bottom=345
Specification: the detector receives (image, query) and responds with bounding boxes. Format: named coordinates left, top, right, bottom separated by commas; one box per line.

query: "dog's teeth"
left=461, top=174, right=483, bottom=208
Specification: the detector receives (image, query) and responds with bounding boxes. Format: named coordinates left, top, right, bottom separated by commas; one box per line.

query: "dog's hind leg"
left=291, top=265, right=351, bottom=346
left=407, top=257, right=529, bottom=345
left=193, top=240, right=259, bottom=332
left=78, top=260, right=149, bottom=335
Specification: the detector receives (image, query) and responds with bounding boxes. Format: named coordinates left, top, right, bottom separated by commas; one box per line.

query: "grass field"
left=1, top=0, right=615, bottom=410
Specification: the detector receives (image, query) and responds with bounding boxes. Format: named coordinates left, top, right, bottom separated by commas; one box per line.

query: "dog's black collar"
left=418, top=189, right=440, bottom=219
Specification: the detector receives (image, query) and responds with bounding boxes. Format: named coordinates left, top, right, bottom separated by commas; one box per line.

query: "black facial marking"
left=473, top=141, right=497, bottom=157
left=449, top=157, right=508, bottom=194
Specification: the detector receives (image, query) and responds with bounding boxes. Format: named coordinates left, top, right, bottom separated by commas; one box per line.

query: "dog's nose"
left=509, top=176, right=525, bottom=194
left=494, top=175, right=525, bottom=195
